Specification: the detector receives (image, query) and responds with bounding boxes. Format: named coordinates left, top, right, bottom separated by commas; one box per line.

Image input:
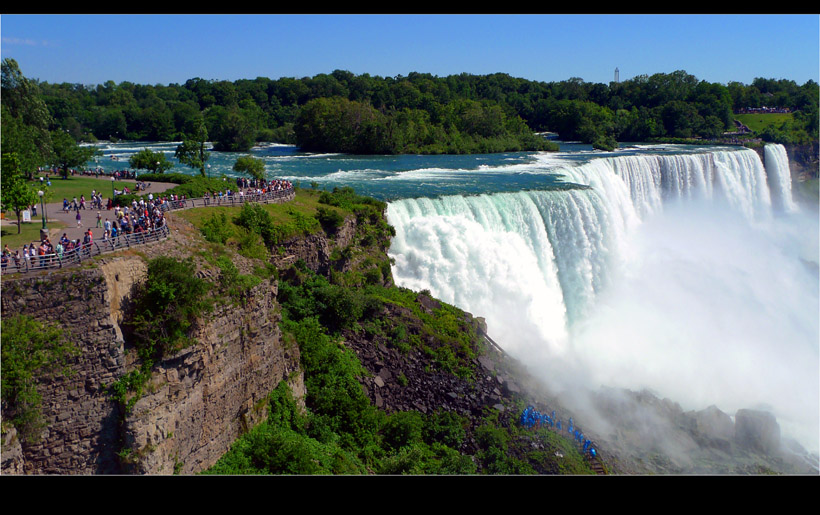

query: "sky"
left=1, top=14, right=818, bottom=87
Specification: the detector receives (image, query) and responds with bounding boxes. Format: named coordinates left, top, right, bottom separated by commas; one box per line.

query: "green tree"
left=125, top=256, right=212, bottom=361
left=1, top=59, right=53, bottom=178
left=175, top=120, right=210, bottom=176
left=1, top=152, right=40, bottom=233
left=207, top=104, right=260, bottom=152
left=129, top=147, right=174, bottom=174
left=50, top=129, right=100, bottom=179
left=233, top=155, right=266, bottom=180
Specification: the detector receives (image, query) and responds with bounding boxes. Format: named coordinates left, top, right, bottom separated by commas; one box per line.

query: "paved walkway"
left=3, top=179, right=178, bottom=247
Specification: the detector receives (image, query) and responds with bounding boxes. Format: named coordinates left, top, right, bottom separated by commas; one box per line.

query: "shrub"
left=315, top=206, right=345, bottom=231
left=381, top=411, right=425, bottom=451
left=1, top=315, right=77, bottom=443
left=201, top=211, right=233, bottom=244
left=233, top=203, right=277, bottom=246
left=235, top=226, right=269, bottom=260
left=424, top=411, right=468, bottom=449
left=215, top=255, right=262, bottom=303
left=124, top=256, right=212, bottom=361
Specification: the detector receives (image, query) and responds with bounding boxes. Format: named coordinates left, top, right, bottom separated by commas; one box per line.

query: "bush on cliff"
left=112, top=256, right=212, bottom=413
left=126, top=256, right=212, bottom=362
left=1, top=314, right=78, bottom=443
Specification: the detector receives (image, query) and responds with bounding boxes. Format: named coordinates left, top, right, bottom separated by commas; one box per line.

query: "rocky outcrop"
left=1, top=243, right=304, bottom=475
left=756, top=143, right=819, bottom=181
left=120, top=279, right=303, bottom=475
left=576, top=387, right=817, bottom=474
left=786, top=143, right=819, bottom=180
left=341, top=292, right=527, bottom=454
left=1, top=267, right=129, bottom=474
left=734, top=409, right=781, bottom=455
left=271, top=216, right=358, bottom=275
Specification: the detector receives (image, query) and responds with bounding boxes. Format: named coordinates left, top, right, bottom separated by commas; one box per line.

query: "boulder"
left=734, top=409, right=781, bottom=455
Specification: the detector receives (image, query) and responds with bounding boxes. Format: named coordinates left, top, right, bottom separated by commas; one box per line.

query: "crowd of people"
left=2, top=191, right=169, bottom=273
left=519, top=405, right=598, bottom=459
left=2, top=176, right=295, bottom=274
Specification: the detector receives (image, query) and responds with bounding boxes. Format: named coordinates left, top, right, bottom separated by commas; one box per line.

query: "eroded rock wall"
left=1, top=265, right=128, bottom=474
left=120, top=279, right=303, bottom=474
left=1, top=252, right=303, bottom=475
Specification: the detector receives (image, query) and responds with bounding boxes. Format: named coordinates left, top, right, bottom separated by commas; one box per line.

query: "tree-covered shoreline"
left=23, top=65, right=819, bottom=155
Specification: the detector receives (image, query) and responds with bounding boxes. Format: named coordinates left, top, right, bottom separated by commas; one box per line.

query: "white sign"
left=22, top=210, right=31, bottom=222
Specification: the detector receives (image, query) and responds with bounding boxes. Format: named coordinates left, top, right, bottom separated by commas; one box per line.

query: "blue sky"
left=2, top=14, right=818, bottom=87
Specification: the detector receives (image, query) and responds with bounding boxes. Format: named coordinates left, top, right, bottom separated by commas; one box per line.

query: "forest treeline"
left=6, top=59, right=819, bottom=157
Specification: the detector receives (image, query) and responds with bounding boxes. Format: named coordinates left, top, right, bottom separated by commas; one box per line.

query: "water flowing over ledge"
left=386, top=144, right=819, bottom=452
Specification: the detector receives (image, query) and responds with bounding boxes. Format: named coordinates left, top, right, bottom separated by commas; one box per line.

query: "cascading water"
left=764, top=144, right=800, bottom=213
left=387, top=144, right=819, bottom=452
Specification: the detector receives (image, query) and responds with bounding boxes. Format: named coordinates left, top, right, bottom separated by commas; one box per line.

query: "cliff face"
left=119, top=277, right=303, bottom=475
left=1, top=229, right=304, bottom=475
left=787, top=142, right=819, bottom=180
left=1, top=265, right=131, bottom=474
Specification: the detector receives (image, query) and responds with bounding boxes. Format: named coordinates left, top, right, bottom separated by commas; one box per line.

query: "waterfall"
left=388, top=146, right=788, bottom=338
left=764, top=143, right=799, bottom=213
left=387, top=145, right=818, bottom=450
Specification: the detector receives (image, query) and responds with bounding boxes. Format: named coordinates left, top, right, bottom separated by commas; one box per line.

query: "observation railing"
left=1, top=225, right=170, bottom=275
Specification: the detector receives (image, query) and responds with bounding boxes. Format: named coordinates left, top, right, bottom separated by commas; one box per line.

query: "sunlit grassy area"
left=734, top=113, right=793, bottom=132
left=28, top=175, right=122, bottom=203
left=1, top=217, right=67, bottom=249
left=174, top=187, right=343, bottom=231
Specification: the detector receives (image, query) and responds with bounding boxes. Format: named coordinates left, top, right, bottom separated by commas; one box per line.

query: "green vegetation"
left=135, top=173, right=231, bottom=199
left=205, top=308, right=485, bottom=474
left=1, top=153, right=39, bottom=234
left=174, top=120, right=210, bottom=176
left=49, top=129, right=101, bottom=179
left=175, top=187, right=340, bottom=246
left=735, top=113, right=794, bottom=133
left=173, top=185, right=591, bottom=475
left=2, top=58, right=100, bottom=180
left=125, top=256, right=212, bottom=360
left=232, top=155, right=266, bottom=180
left=18, top=64, right=816, bottom=155
left=128, top=147, right=174, bottom=174
left=1, top=314, right=78, bottom=443
left=111, top=256, right=212, bottom=413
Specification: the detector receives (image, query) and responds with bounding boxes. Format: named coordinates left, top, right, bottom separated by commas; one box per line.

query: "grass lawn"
left=1, top=217, right=68, bottom=249
left=734, top=113, right=793, bottom=132
left=175, top=187, right=342, bottom=230
left=30, top=175, right=122, bottom=204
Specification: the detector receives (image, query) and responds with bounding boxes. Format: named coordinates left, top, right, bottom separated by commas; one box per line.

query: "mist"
left=387, top=146, right=820, bottom=457
left=562, top=199, right=819, bottom=453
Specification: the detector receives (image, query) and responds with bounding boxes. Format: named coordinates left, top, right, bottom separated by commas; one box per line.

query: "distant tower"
left=614, top=67, right=619, bottom=83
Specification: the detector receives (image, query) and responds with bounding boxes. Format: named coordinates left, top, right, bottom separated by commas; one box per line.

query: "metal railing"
left=1, top=225, right=170, bottom=275
left=157, top=187, right=295, bottom=213
left=2, top=187, right=295, bottom=275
